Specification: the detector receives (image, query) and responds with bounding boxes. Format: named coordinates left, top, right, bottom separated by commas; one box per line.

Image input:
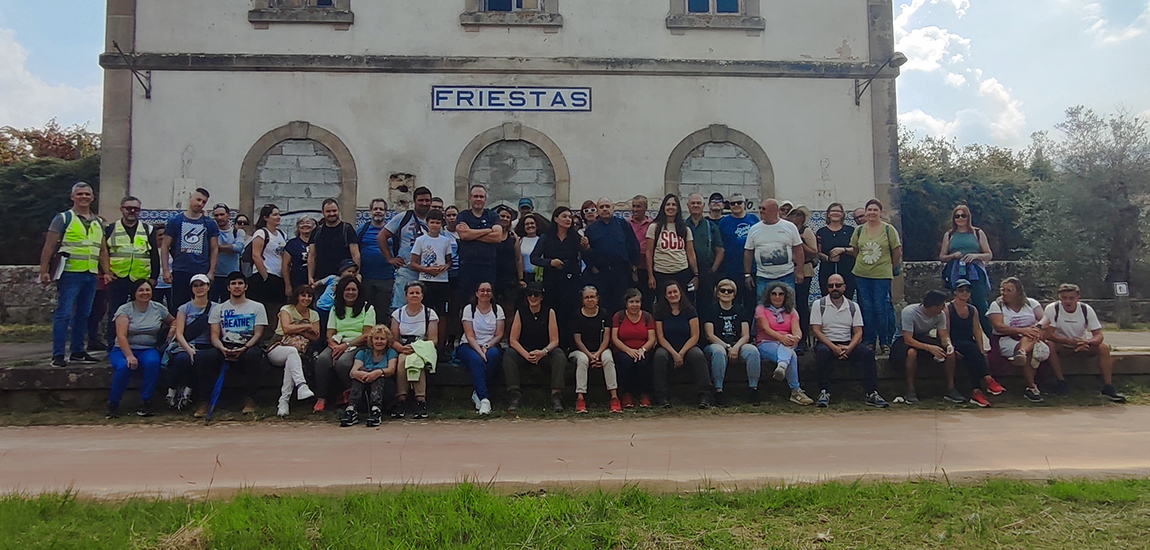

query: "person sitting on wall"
left=1042, top=283, right=1126, bottom=403
left=106, top=279, right=175, bottom=418
left=702, top=278, right=760, bottom=406
left=389, top=280, right=438, bottom=420
left=754, top=281, right=814, bottom=406
left=889, top=290, right=957, bottom=405
left=989, top=277, right=1062, bottom=403
left=652, top=280, right=712, bottom=409
left=342, top=324, right=399, bottom=428
left=810, top=274, right=887, bottom=409
left=946, top=279, right=1006, bottom=408
left=195, top=271, right=268, bottom=417
left=502, top=282, right=567, bottom=413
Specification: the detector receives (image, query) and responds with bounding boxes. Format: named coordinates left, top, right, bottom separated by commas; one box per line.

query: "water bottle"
left=957, top=260, right=967, bottom=277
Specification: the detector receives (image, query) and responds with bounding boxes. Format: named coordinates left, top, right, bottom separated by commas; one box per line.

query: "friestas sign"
left=432, top=86, right=591, bottom=112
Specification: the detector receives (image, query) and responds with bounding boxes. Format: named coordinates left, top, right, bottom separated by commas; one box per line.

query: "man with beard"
left=381, top=187, right=433, bottom=309
left=307, top=198, right=361, bottom=284
left=810, top=274, right=888, bottom=409
left=358, top=198, right=396, bottom=314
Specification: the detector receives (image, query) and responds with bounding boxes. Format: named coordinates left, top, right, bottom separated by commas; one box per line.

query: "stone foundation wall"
left=0, top=266, right=56, bottom=324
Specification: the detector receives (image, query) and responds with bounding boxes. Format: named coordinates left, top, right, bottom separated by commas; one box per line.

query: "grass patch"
left=2, top=480, right=1149, bottom=549
left=0, top=324, right=51, bottom=343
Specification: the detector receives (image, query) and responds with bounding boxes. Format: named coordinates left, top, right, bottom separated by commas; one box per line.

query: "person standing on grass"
left=455, top=185, right=504, bottom=296
left=457, top=282, right=505, bottom=416
left=686, top=193, right=724, bottom=308
left=503, top=282, right=567, bottom=414
left=106, top=279, right=174, bottom=419
left=946, top=279, right=1006, bottom=408
left=161, top=188, right=219, bottom=316
left=194, top=272, right=267, bottom=418
left=1042, top=283, right=1126, bottom=403
left=989, top=277, right=1061, bottom=403
left=358, top=198, right=396, bottom=315
left=570, top=285, right=621, bottom=414
left=584, top=197, right=642, bottom=315
left=702, top=278, right=759, bottom=406
left=811, top=273, right=887, bottom=409
left=343, top=325, right=399, bottom=428
left=39, top=182, right=111, bottom=367
left=848, top=199, right=901, bottom=354
left=652, top=280, right=711, bottom=409
left=308, top=198, right=361, bottom=285
left=381, top=187, right=431, bottom=310
left=754, top=281, right=813, bottom=406
left=103, top=196, right=159, bottom=350
left=209, top=204, right=245, bottom=302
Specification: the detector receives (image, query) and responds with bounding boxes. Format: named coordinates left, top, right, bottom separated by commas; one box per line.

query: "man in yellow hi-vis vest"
left=103, top=196, right=160, bottom=348
left=38, top=182, right=113, bottom=367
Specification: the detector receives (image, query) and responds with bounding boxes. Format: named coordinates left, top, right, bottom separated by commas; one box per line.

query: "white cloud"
left=897, top=26, right=972, bottom=72
left=0, top=28, right=101, bottom=130
left=1082, top=1, right=1150, bottom=45
left=900, top=109, right=963, bottom=137
left=978, top=78, right=1027, bottom=141
left=944, top=72, right=967, bottom=87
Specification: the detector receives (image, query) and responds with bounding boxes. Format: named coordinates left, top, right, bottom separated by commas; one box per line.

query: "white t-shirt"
left=208, top=298, right=269, bottom=346
left=744, top=219, right=802, bottom=279
left=988, top=297, right=1042, bottom=336
left=252, top=228, right=287, bottom=277
left=412, top=233, right=453, bottom=283
left=809, top=297, right=863, bottom=343
left=391, top=305, right=440, bottom=339
left=1042, top=302, right=1102, bottom=340
left=461, top=304, right=505, bottom=345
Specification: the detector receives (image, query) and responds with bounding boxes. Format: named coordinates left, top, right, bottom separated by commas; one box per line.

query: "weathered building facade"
left=99, top=0, right=900, bottom=221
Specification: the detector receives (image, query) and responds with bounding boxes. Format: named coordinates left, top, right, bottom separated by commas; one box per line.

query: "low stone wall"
left=0, top=266, right=55, bottom=324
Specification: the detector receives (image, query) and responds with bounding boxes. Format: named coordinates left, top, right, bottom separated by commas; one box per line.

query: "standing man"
left=104, top=196, right=160, bottom=348
left=455, top=184, right=503, bottom=295
left=430, top=197, right=445, bottom=212
left=718, top=193, right=759, bottom=310
left=628, top=195, right=654, bottom=309
left=707, top=192, right=725, bottom=223
left=358, top=198, right=396, bottom=314
left=307, top=198, right=361, bottom=285
left=685, top=193, right=724, bottom=306
left=209, top=204, right=245, bottom=302
left=161, top=188, right=219, bottom=315
left=39, top=182, right=111, bottom=366
left=852, top=207, right=866, bottom=226
left=381, top=187, right=432, bottom=309
left=518, top=198, right=534, bottom=219
left=744, top=199, right=804, bottom=300
left=584, top=197, right=642, bottom=314
left=195, top=271, right=268, bottom=417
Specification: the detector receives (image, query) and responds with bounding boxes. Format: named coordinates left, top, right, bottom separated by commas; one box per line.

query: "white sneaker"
left=296, top=384, right=315, bottom=401
left=471, top=391, right=482, bottom=411
left=277, top=401, right=290, bottom=417
left=773, top=363, right=787, bottom=381
left=165, top=388, right=177, bottom=409
left=478, top=398, right=492, bottom=415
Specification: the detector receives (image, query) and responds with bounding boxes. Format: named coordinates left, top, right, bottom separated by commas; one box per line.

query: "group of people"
left=40, top=182, right=1125, bottom=424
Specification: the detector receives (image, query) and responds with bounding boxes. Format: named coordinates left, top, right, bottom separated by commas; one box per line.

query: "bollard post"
left=1114, top=282, right=1133, bottom=329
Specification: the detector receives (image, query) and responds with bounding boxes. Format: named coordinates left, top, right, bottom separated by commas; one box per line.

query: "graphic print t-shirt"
left=208, top=298, right=268, bottom=346
left=705, top=304, right=749, bottom=347
left=744, top=220, right=801, bottom=280
left=165, top=214, right=220, bottom=274
left=646, top=224, right=694, bottom=274
left=412, top=233, right=452, bottom=283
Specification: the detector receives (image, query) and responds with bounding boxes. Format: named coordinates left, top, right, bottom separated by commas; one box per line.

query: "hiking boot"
left=1023, top=386, right=1044, bottom=403
left=51, top=355, right=67, bottom=367
left=609, top=397, right=623, bottom=413
left=296, top=384, right=314, bottom=401
left=413, top=400, right=429, bottom=419
left=313, top=398, right=327, bottom=413
left=575, top=395, right=588, bottom=414
left=772, top=363, right=786, bottom=381
left=366, top=407, right=383, bottom=427
left=789, top=389, right=814, bottom=406
left=620, top=393, right=635, bottom=409
left=166, top=388, right=178, bottom=410
left=177, top=387, right=193, bottom=411
left=698, top=393, right=712, bottom=409
left=507, top=395, right=521, bottom=413
left=865, top=391, right=889, bottom=409
left=193, top=402, right=210, bottom=418
left=105, top=403, right=120, bottom=419
left=944, top=388, right=966, bottom=404
left=639, top=395, right=652, bottom=408
left=551, top=395, right=564, bottom=413
left=70, top=352, right=100, bottom=364
left=878, top=344, right=891, bottom=357
left=340, top=407, right=359, bottom=427
left=478, top=399, right=492, bottom=415
left=241, top=397, right=257, bottom=415
left=391, top=401, right=406, bottom=419
left=969, top=389, right=991, bottom=408
left=904, top=391, right=920, bottom=405
left=748, top=388, right=762, bottom=405
left=1053, top=379, right=1070, bottom=397
left=816, top=390, right=830, bottom=408
left=136, top=401, right=154, bottom=417
left=985, top=377, right=1006, bottom=396
left=654, top=396, right=671, bottom=409
left=1101, top=385, right=1127, bottom=404
left=714, top=390, right=729, bottom=407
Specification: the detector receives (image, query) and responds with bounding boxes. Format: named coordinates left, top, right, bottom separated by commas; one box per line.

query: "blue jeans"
left=109, top=347, right=163, bottom=406
left=53, top=271, right=98, bottom=357
left=755, top=273, right=795, bottom=304
left=757, top=340, right=801, bottom=390
left=457, top=344, right=503, bottom=400
left=704, top=343, right=761, bottom=390
left=856, top=276, right=895, bottom=348
left=391, top=267, right=419, bottom=309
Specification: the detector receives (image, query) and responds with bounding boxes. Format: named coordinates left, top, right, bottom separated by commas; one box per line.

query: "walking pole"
left=205, top=361, right=230, bottom=426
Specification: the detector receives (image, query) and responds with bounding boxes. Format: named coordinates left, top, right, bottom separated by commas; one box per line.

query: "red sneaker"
left=338, top=389, right=351, bottom=407
left=620, top=393, right=635, bottom=409
left=970, top=389, right=991, bottom=408
left=312, top=398, right=326, bottom=413
left=610, top=397, right=623, bottom=413
left=639, top=394, right=652, bottom=408
left=985, top=377, right=1005, bottom=396
left=575, top=395, right=588, bottom=414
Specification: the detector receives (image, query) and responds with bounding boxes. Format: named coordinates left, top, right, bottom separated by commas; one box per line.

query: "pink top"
left=754, top=305, right=797, bottom=344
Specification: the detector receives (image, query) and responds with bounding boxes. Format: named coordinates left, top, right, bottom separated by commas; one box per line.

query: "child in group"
left=343, top=324, right=399, bottom=427
left=411, top=209, right=453, bottom=351
left=313, top=259, right=361, bottom=351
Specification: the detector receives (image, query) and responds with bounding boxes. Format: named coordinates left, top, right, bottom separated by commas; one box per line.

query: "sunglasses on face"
left=236, top=220, right=250, bottom=226
left=122, top=206, right=141, bottom=212
left=718, top=288, right=736, bottom=295
left=527, top=292, right=543, bottom=298
left=954, top=213, right=968, bottom=219
left=582, top=208, right=597, bottom=214
left=730, top=201, right=745, bottom=206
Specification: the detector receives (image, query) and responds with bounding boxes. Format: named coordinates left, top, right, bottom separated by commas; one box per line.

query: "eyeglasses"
left=236, top=220, right=250, bottom=226
left=718, top=288, right=736, bottom=295
left=526, top=292, right=543, bottom=298
left=954, top=213, right=968, bottom=219
left=828, top=283, right=845, bottom=289
left=122, top=206, right=141, bottom=212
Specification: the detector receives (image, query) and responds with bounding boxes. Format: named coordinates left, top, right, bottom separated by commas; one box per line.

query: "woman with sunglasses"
left=703, top=279, right=760, bottom=406
left=816, top=202, right=856, bottom=298
left=645, top=194, right=699, bottom=298
left=612, top=287, right=657, bottom=408
left=209, top=204, right=246, bottom=302
left=939, top=204, right=993, bottom=334
left=530, top=207, right=587, bottom=345
left=652, top=280, right=711, bottom=408
left=755, top=281, right=814, bottom=405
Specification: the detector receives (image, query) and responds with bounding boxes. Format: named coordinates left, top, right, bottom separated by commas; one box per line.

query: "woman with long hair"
left=848, top=198, right=902, bottom=353
left=494, top=205, right=524, bottom=315
left=268, top=285, right=320, bottom=416
left=457, top=281, right=505, bottom=415
left=107, top=279, right=174, bottom=418
left=816, top=202, right=856, bottom=297
left=755, top=281, right=814, bottom=406
left=314, top=277, right=375, bottom=413
left=988, top=277, right=1057, bottom=403
left=786, top=205, right=819, bottom=353
left=652, top=280, right=711, bottom=409
left=249, top=203, right=290, bottom=318
left=645, top=194, right=699, bottom=298
left=939, top=204, right=993, bottom=334
left=530, top=207, right=586, bottom=344
left=612, top=288, right=657, bottom=409
left=390, top=281, right=438, bottom=419
left=284, top=215, right=316, bottom=291
left=515, top=212, right=549, bottom=284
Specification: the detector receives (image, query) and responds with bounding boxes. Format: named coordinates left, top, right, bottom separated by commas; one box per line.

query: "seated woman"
left=314, top=277, right=375, bottom=412
left=342, top=325, right=399, bottom=428
left=611, top=288, right=657, bottom=409
left=108, top=279, right=175, bottom=418
left=268, top=285, right=319, bottom=417
left=571, top=285, right=621, bottom=414
left=652, top=280, right=711, bottom=409
left=502, top=282, right=567, bottom=413
left=456, top=281, right=505, bottom=416
left=988, top=276, right=1057, bottom=403
left=167, top=274, right=215, bottom=411
left=390, top=281, right=439, bottom=420
left=702, top=278, right=761, bottom=406
left=755, top=281, right=814, bottom=406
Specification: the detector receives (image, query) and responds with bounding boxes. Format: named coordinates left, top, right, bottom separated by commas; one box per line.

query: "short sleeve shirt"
left=275, top=304, right=319, bottom=337
left=1042, top=302, right=1102, bottom=341
left=309, top=222, right=359, bottom=280
left=456, top=209, right=501, bottom=266
left=656, top=309, right=697, bottom=351
left=613, top=311, right=655, bottom=350
left=988, top=298, right=1042, bottom=336
left=809, top=297, right=863, bottom=343
left=461, top=304, right=505, bottom=345
left=208, top=298, right=268, bottom=346
left=164, top=214, right=220, bottom=274
left=113, top=301, right=169, bottom=348
left=383, top=212, right=428, bottom=267
left=573, top=307, right=613, bottom=351
left=330, top=305, right=376, bottom=342
left=718, top=214, right=759, bottom=278
left=355, top=348, right=398, bottom=373
left=704, top=304, right=749, bottom=347
left=754, top=305, right=798, bottom=344
left=412, top=233, right=453, bottom=283
left=745, top=220, right=802, bottom=279
left=392, top=305, right=440, bottom=339
left=850, top=223, right=902, bottom=279
left=646, top=224, right=694, bottom=274
left=901, top=303, right=947, bottom=336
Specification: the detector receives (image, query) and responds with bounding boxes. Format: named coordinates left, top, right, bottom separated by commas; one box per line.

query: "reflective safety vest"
left=58, top=210, right=102, bottom=274
left=108, top=221, right=152, bottom=281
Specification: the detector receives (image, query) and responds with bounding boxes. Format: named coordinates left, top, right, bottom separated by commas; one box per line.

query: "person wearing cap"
left=518, top=197, right=534, bottom=218
left=1042, top=283, right=1126, bottom=403
left=167, top=273, right=215, bottom=411
left=889, top=290, right=955, bottom=405
left=947, top=278, right=1006, bottom=407
left=503, top=282, right=567, bottom=413
left=584, top=197, right=642, bottom=314
left=778, top=201, right=794, bottom=218
left=195, top=272, right=268, bottom=417
left=786, top=205, right=818, bottom=352
left=717, top=192, right=759, bottom=311
left=811, top=274, right=887, bottom=408
left=744, top=198, right=804, bottom=300
left=686, top=193, right=724, bottom=307
left=707, top=192, right=725, bottom=223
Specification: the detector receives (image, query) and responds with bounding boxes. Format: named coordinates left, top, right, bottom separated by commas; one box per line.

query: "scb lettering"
left=659, top=230, right=686, bottom=251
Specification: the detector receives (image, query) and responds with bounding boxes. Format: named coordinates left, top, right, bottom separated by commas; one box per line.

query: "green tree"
left=0, top=119, right=100, bottom=166
left=0, top=155, right=101, bottom=265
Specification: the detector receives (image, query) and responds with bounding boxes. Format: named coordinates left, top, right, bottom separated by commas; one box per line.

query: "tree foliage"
left=0, top=155, right=101, bottom=265
left=0, top=120, right=101, bottom=166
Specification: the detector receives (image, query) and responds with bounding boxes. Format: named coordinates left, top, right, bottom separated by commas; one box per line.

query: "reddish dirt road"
left=2, top=407, right=1148, bottom=497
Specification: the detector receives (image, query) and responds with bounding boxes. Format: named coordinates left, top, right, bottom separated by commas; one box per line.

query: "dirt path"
left=2, top=406, right=1148, bottom=497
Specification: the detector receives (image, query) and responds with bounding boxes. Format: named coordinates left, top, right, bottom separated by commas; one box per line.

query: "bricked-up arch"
left=240, top=121, right=358, bottom=217
left=455, top=123, right=570, bottom=209
left=664, top=125, right=774, bottom=202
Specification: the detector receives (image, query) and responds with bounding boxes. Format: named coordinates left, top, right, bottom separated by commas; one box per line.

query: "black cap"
left=709, top=192, right=725, bottom=203
left=338, top=259, right=359, bottom=273
left=525, top=282, right=545, bottom=294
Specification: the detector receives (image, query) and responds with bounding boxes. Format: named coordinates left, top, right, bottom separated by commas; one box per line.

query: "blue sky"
left=1, top=0, right=1148, bottom=149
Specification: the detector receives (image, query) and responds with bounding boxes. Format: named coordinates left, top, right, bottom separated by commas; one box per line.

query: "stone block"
left=307, top=183, right=342, bottom=198
left=744, top=172, right=762, bottom=186
left=290, top=169, right=327, bottom=184
left=259, top=169, right=294, bottom=184
left=298, top=155, right=337, bottom=170
left=514, top=156, right=549, bottom=172
left=280, top=141, right=316, bottom=156
left=262, top=155, right=298, bottom=169
left=321, top=170, right=342, bottom=183
left=690, top=157, right=724, bottom=171
left=721, top=158, right=758, bottom=172
left=469, top=169, right=492, bottom=184
left=520, top=183, right=553, bottom=198
left=711, top=171, right=747, bottom=185
left=679, top=170, right=711, bottom=185
left=288, top=198, right=326, bottom=212
left=275, top=183, right=314, bottom=199
left=705, top=143, right=741, bottom=158
left=255, top=183, right=280, bottom=198
left=508, top=170, right=540, bottom=185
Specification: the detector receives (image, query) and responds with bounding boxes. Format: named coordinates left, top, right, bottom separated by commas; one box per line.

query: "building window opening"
left=688, top=0, right=740, bottom=13
left=485, top=0, right=544, bottom=11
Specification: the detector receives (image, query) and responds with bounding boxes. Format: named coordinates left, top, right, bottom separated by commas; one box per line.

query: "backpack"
left=941, top=228, right=985, bottom=289
left=390, top=211, right=426, bottom=258
left=398, top=305, right=432, bottom=344
left=1053, top=303, right=1088, bottom=325
left=240, top=228, right=283, bottom=267
left=817, top=296, right=857, bottom=319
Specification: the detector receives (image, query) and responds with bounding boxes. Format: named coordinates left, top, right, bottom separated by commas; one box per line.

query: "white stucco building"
left=99, top=0, right=901, bottom=221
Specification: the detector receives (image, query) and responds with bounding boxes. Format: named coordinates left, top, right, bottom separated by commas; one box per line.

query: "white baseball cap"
left=190, top=274, right=212, bottom=285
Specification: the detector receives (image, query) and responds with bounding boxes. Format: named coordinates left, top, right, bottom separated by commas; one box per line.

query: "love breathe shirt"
left=209, top=298, right=268, bottom=346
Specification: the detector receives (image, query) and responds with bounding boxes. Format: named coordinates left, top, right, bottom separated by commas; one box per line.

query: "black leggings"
left=614, top=351, right=653, bottom=396
left=953, top=340, right=989, bottom=391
